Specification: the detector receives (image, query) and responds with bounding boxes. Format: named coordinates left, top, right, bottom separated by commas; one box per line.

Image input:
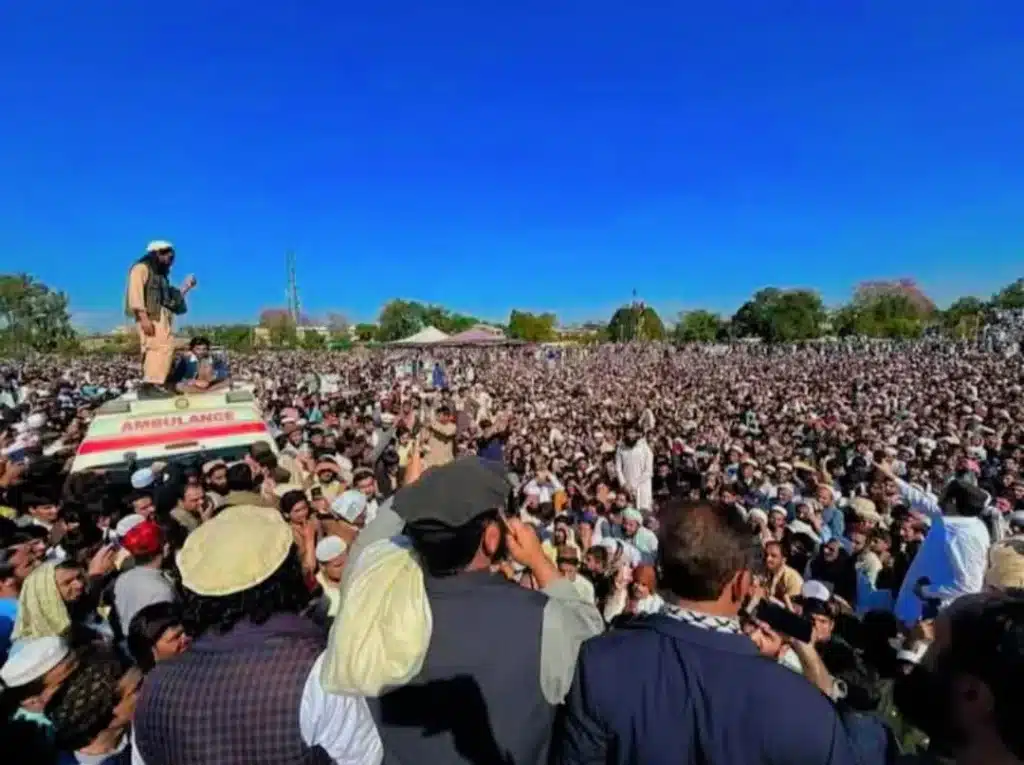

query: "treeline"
left=672, top=278, right=1024, bottom=344
left=1, top=273, right=1022, bottom=355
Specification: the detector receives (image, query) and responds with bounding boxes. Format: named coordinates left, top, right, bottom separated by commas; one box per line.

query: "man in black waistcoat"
left=343, top=457, right=604, bottom=765
left=124, top=240, right=196, bottom=397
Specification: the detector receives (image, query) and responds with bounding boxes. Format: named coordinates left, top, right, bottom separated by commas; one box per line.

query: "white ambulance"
left=71, top=388, right=278, bottom=477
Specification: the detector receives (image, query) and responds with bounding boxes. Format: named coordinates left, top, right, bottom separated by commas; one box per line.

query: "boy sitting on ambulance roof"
left=168, top=337, right=230, bottom=395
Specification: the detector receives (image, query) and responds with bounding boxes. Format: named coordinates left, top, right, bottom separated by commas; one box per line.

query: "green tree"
left=0, top=274, right=77, bottom=354
left=95, top=334, right=138, bottom=355
left=674, top=310, right=722, bottom=343
left=992, top=278, right=1024, bottom=310
left=260, top=309, right=298, bottom=347
left=607, top=304, right=666, bottom=342
left=843, top=280, right=935, bottom=338
left=353, top=323, right=379, bottom=342
left=300, top=330, right=327, bottom=350
left=942, top=297, right=986, bottom=339
left=831, top=304, right=860, bottom=337
left=732, top=288, right=825, bottom=342
left=507, top=310, right=557, bottom=342
left=377, top=300, right=423, bottom=342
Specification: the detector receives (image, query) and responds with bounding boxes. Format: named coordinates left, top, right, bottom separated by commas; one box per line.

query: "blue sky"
left=1, top=2, right=1022, bottom=331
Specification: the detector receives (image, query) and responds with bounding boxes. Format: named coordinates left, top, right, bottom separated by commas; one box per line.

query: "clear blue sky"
left=1, top=2, right=1022, bottom=330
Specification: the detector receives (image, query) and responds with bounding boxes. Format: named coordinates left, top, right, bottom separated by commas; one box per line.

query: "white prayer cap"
left=131, top=468, right=155, bottom=490
left=747, top=508, right=768, bottom=526
left=801, top=580, right=832, bottom=604
left=146, top=240, right=173, bottom=253
left=115, top=513, right=146, bottom=538
left=1, top=636, right=70, bottom=688
left=315, top=535, right=348, bottom=563
left=331, top=490, right=367, bottom=523
left=787, top=519, right=821, bottom=545
left=26, top=413, right=46, bottom=430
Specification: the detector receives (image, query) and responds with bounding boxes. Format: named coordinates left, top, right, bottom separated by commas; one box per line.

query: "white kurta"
left=615, top=439, right=654, bottom=511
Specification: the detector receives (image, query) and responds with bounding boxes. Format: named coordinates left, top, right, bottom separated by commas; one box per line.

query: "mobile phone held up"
left=754, top=600, right=813, bottom=644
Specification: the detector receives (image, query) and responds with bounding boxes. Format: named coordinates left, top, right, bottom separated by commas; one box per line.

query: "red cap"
left=121, top=520, right=164, bottom=557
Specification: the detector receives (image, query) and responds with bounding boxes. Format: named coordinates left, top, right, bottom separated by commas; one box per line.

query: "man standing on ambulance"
left=125, top=241, right=197, bottom=397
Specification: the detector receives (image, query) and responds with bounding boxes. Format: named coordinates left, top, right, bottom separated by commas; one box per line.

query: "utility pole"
left=286, top=251, right=301, bottom=325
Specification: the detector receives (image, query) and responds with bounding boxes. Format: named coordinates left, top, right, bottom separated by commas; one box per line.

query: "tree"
left=353, top=323, right=379, bottom=342
left=856, top=279, right=936, bottom=316
left=507, top=310, right=557, bottom=342
left=418, top=304, right=478, bottom=335
left=992, top=278, right=1024, bottom=310
left=731, top=288, right=825, bottom=342
left=831, top=304, right=860, bottom=337
left=0, top=274, right=77, bottom=354
left=843, top=279, right=936, bottom=338
left=674, top=310, right=722, bottom=343
left=377, top=300, right=423, bottom=342
left=259, top=309, right=298, bottom=347
left=300, top=330, right=327, bottom=350
left=943, top=297, right=986, bottom=339
left=607, top=304, right=666, bottom=342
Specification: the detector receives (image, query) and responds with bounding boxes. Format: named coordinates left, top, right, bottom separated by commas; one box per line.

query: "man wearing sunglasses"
left=124, top=240, right=197, bottom=397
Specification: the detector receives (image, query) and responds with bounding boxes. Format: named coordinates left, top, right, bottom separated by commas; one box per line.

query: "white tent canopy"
left=390, top=325, right=450, bottom=345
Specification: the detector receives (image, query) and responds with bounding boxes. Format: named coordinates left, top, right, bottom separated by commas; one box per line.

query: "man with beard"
left=895, top=592, right=1024, bottom=765
left=312, top=457, right=345, bottom=503
left=124, top=241, right=197, bottom=397
left=808, top=537, right=858, bottom=607
left=200, top=460, right=229, bottom=501
left=615, top=422, right=654, bottom=512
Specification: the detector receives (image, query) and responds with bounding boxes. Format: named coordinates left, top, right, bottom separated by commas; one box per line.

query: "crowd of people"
left=1, top=336, right=1024, bottom=764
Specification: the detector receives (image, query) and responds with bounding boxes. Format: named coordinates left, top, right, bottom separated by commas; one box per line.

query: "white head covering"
left=115, top=514, right=146, bottom=538
left=747, top=508, right=769, bottom=527
left=146, top=240, right=173, bottom=253
left=0, top=636, right=70, bottom=688
left=801, top=579, right=832, bottom=603
left=787, top=519, right=821, bottom=545
left=331, top=491, right=368, bottom=523
left=131, top=468, right=155, bottom=490
left=315, top=536, right=348, bottom=563
left=322, top=537, right=432, bottom=697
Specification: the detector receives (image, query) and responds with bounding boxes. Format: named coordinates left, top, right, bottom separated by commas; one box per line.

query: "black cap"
left=395, top=457, right=510, bottom=528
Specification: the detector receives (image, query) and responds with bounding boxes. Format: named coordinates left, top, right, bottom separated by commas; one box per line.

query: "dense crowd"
left=1, top=337, right=1024, bottom=764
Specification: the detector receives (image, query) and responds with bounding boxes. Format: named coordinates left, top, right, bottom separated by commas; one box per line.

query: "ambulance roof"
left=72, top=388, right=274, bottom=476
left=94, top=388, right=257, bottom=418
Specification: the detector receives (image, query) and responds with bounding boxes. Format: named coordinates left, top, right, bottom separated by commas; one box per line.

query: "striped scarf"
left=660, top=602, right=742, bottom=635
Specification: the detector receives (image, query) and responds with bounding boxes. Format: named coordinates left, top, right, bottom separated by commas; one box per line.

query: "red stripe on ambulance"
left=77, top=422, right=268, bottom=455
